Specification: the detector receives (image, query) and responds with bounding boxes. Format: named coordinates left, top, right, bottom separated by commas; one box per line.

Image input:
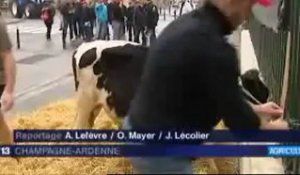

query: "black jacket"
left=126, top=6, right=134, bottom=25
left=128, top=2, right=260, bottom=132
left=74, top=2, right=82, bottom=19
left=81, top=6, right=93, bottom=22
left=110, top=2, right=124, bottom=22
left=144, top=3, right=159, bottom=28
left=61, top=2, right=76, bottom=17
left=106, top=2, right=112, bottom=24
left=90, top=4, right=96, bottom=20
left=60, top=2, right=69, bottom=16
left=133, top=5, right=146, bottom=28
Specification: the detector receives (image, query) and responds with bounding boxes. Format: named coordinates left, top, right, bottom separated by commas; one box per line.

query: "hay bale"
left=0, top=99, right=209, bottom=174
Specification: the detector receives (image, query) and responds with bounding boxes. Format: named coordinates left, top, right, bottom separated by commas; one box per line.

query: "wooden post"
left=280, top=31, right=292, bottom=118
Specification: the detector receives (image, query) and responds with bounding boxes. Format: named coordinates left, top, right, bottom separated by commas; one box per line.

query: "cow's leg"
left=74, top=88, right=97, bottom=129
left=89, top=104, right=102, bottom=127
left=92, top=87, right=124, bottom=128
left=101, top=105, right=123, bottom=128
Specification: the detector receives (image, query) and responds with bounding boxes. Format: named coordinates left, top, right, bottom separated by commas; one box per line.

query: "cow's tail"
left=72, top=50, right=79, bottom=91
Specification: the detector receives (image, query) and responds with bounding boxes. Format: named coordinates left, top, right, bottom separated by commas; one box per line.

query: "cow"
left=72, top=40, right=269, bottom=129
left=72, top=40, right=270, bottom=129
left=72, top=40, right=148, bottom=129
left=72, top=40, right=270, bottom=174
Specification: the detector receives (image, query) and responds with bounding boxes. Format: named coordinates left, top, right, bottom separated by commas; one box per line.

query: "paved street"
left=4, top=15, right=81, bottom=115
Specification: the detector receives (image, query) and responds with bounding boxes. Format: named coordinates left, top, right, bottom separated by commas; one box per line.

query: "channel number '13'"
left=1, top=147, right=10, bottom=156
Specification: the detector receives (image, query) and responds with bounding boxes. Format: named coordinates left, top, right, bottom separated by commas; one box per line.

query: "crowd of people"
left=40, top=0, right=159, bottom=49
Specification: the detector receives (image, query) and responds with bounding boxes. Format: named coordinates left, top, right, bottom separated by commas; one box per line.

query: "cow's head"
left=241, top=69, right=270, bottom=103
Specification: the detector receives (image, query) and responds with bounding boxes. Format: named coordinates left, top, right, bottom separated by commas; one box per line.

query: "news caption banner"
left=2, top=145, right=300, bottom=157
left=0, top=130, right=297, bottom=157
left=13, top=130, right=300, bottom=143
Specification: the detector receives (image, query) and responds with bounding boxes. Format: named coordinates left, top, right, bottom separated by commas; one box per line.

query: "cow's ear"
left=101, top=45, right=135, bottom=69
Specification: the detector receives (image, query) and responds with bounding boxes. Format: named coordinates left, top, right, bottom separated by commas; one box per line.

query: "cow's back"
left=73, top=40, right=149, bottom=119
left=73, top=40, right=140, bottom=69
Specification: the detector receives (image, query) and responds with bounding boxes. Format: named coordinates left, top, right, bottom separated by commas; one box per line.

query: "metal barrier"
left=248, top=0, right=300, bottom=173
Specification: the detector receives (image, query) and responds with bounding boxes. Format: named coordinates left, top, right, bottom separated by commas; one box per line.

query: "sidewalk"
left=8, top=32, right=73, bottom=100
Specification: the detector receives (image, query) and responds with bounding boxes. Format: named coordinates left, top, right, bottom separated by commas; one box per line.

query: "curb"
left=15, top=72, right=73, bottom=100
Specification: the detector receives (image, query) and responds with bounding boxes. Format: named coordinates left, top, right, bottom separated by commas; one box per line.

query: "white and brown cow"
left=72, top=40, right=148, bottom=129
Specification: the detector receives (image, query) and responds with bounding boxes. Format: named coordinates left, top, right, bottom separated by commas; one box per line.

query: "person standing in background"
left=81, top=0, right=93, bottom=41
left=126, top=1, right=134, bottom=41
left=61, top=0, right=76, bottom=48
left=110, top=0, right=125, bottom=40
left=95, top=0, right=109, bottom=40
left=0, top=17, right=17, bottom=144
left=89, top=2, right=96, bottom=38
left=133, top=0, right=146, bottom=45
left=121, top=2, right=127, bottom=39
left=144, top=0, right=159, bottom=45
left=56, top=0, right=64, bottom=30
left=41, top=0, right=56, bottom=40
left=74, top=0, right=83, bottom=39
left=69, top=0, right=77, bottom=40
left=105, top=0, right=112, bottom=40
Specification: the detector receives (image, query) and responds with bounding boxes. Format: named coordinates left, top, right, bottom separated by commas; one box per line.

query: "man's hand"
left=252, top=102, right=289, bottom=130
left=253, top=102, right=283, bottom=120
left=261, top=119, right=289, bottom=130
left=1, top=91, right=14, bottom=112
